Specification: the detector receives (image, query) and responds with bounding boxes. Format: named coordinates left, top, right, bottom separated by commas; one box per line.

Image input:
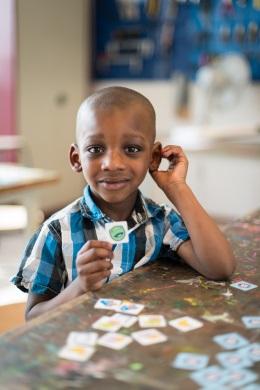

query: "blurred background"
left=0, top=0, right=260, bottom=309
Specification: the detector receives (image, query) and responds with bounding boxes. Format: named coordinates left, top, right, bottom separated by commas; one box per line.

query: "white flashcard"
left=115, top=300, right=145, bottom=315
left=105, top=221, right=129, bottom=244
left=230, top=281, right=258, bottom=291
left=169, top=316, right=203, bottom=332
left=94, top=298, right=122, bottom=310
left=58, top=344, right=95, bottom=362
left=131, top=329, right=167, bottom=345
left=111, top=313, right=138, bottom=328
left=139, top=314, right=167, bottom=328
left=66, top=331, right=98, bottom=347
left=98, top=332, right=133, bottom=350
left=91, top=315, right=123, bottom=332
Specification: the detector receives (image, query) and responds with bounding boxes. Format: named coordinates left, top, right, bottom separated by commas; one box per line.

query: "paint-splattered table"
left=0, top=211, right=259, bottom=389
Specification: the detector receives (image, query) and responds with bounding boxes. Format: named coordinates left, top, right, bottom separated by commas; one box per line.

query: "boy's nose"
left=101, top=150, right=126, bottom=171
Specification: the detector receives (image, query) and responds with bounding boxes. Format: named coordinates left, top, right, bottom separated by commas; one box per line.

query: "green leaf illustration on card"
left=109, top=225, right=126, bottom=241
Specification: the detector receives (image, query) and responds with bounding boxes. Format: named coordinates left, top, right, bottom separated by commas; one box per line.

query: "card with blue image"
left=190, top=365, right=226, bottom=387
left=171, top=352, right=209, bottom=370
left=230, top=280, right=258, bottom=291
left=116, top=300, right=144, bottom=315
left=216, top=351, right=253, bottom=369
left=94, top=298, right=121, bottom=310
left=213, top=332, right=249, bottom=350
left=242, top=316, right=260, bottom=329
left=221, top=368, right=258, bottom=388
left=239, top=343, right=260, bottom=362
left=242, top=383, right=260, bottom=390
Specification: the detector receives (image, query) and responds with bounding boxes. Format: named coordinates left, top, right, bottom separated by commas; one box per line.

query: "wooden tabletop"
left=0, top=163, right=59, bottom=195
left=0, top=211, right=259, bottom=389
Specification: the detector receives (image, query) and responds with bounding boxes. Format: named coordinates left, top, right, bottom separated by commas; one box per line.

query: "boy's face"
left=70, top=104, right=157, bottom=210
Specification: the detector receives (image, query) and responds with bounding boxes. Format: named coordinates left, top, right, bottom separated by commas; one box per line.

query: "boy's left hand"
left=149, top=145, right=188, bottom=191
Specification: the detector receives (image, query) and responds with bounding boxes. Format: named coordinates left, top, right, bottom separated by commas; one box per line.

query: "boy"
left=12, top=86, right=235, bottom=320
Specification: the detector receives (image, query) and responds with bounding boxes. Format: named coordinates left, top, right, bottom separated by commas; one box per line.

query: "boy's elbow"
left=225, top=254, right=237, bottom=279
left=212, top=252, right=237, bottom=280
left=25, top=307, right=34, bottom=321
left=224, top=247, right=237, bottom=277
left=230, top=254, right=237, bottom=273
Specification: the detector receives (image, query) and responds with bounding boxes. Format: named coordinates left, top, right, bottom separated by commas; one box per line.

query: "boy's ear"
left=69, top=143, right=82, bottom=172
left=149, top=141, right=162, bottom=172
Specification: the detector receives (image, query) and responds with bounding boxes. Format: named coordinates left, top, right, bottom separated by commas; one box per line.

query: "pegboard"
left=92, top=0, right=260, bottom=80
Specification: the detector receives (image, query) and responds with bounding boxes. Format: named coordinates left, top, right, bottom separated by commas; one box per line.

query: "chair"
left=0, top=135, right=28, bottom=233
left=0, top=302, right=26, bottom=334
left=0, top=135, right=24, bottom=162
left=0, top=204, right=27, bottom=231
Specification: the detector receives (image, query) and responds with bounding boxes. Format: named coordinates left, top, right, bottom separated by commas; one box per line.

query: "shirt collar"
left=80, top=185, right=106, bottom=221
left=80, top=185, right=162, bottom=223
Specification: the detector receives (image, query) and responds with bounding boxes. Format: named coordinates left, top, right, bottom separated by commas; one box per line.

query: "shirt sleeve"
left=11, top=224, right=67, bottom=295
left=163, top=206, right=190, bottom=251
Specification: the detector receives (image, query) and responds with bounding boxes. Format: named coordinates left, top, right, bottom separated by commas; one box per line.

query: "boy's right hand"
left=76, top=240, right=113, bottom=292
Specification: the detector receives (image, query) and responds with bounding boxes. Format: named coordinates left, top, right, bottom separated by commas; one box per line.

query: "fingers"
left=78, top=240, right=113, bottom=265
left=161, top=145, right=186, bottom=158
left=149, top=144, right=187, bottom=162
left=77, top=247, right=113, bottom=265
left=149, top=144, right=188, bottom=189
left=88, top=272, right=111, bottom=291
left=77, top=260, right=113, bottom=292
left=79, top=240, right=113, bottom=255
left=76, top=240, right=114, bottom=292
left=161, top=145, right=187, bottom=168
left=83, top=269, right=111, bottom=285
left=149, top=142, right=162, bottom=173
left=78, top=259, right=113, bottom=276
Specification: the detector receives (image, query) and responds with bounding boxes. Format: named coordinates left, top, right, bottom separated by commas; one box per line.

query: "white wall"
left=94, top=80, right=260, bottom=218
left=94, top=80, right=260, bottom=138
left=17, top=0, right=90, bottom=211
left=16, top=0, right=260, bottom=217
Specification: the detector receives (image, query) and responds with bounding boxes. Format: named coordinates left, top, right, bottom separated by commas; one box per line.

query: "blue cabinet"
left=92, top=0, right=260, bottom=80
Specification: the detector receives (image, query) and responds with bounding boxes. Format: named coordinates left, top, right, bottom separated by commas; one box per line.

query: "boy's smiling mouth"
left=98, top=177, right=130, bottom=190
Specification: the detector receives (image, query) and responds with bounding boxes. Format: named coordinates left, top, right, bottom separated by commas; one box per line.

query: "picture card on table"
left=139, top=314, right=167, bottom=328
left=171, top=352, right=209, bottom=370
left=131, top=329, right=167, bottom=345
left=111, top=313, right=138, bottom=328
left=115, top=301, right=145, bottom=315
left=98, top=332, right=132, bottom=350
left=169, top=316, right=203, bottom=332
left=213, top=332, right=249, bottom=350
left=221, top=368, right=258, bottom=388
left=216, top=351, right=253, bottom=369
left=239, top=343, right=260, bottom=362
left=91, top=315, right=122, bottom=332
left=230, top=281, right=258, bottom=291
left=58, top=344, right=95, bottom=362
left=242, top=316, right=260, bottom=329
left=66, top=331, right=98, bottom=347
left=190, top=365, right=226, bottom=387
left=94, top=298, right=121, bottom=311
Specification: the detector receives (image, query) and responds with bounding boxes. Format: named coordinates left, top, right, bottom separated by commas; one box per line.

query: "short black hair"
left=76, top=86, right=156, bottom=142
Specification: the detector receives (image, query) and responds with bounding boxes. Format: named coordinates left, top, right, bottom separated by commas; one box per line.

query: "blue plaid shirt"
left=12, top=186, right=189, bottom=295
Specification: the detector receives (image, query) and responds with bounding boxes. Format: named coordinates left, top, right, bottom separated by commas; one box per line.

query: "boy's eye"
left=86, top=145, right=104, bottom=154
left=125, top=145, right=142, bottom=154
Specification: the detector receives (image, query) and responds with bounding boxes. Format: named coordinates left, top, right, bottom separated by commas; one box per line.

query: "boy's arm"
left=26, top=240, right=113, bottom=320
left=25, top=278, right=89, bottom=320
left=172, top=182, right=235, bottom=279
left=150, top=145, right=236, bottom=280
